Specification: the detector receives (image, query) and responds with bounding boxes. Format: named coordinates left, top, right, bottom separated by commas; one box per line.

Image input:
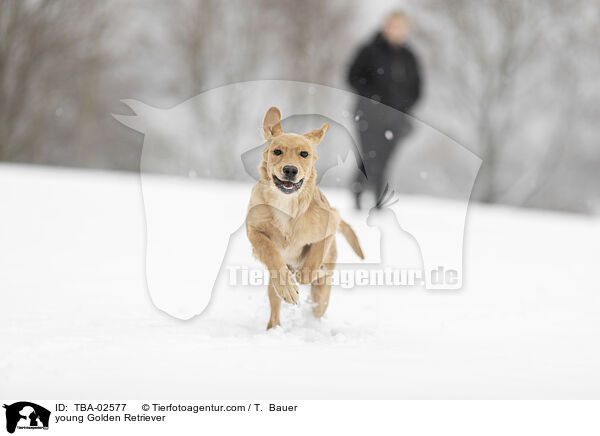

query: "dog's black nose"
left=282, top=165, right=298, bottom=180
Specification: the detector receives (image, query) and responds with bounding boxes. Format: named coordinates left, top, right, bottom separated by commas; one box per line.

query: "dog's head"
left=259, top=106, right=329, bottom=195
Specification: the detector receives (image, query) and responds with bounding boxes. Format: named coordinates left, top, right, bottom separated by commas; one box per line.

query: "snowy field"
left=1, top=163, right=599, bottom=399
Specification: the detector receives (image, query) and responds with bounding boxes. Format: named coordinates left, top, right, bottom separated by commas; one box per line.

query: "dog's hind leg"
left=311, top=240, right=337, bottom=318
left=267, top=280, right=282, bottom=329
left=311, top=280, right=331, bottom=319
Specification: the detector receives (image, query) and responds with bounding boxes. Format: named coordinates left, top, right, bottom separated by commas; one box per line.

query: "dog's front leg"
left=247, top=227, right=299, bottom=305
left=296, top=234, right=334, bottom=285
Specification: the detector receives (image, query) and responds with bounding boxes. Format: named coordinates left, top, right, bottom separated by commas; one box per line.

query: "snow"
left=1, top=163, right=599, bottom=399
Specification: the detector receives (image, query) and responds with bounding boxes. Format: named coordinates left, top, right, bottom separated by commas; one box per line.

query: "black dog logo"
left=3, top=402, right=50, bottom=434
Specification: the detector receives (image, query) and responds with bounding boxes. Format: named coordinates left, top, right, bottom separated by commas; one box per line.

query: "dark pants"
left=353, top=101, right=412, bottom=205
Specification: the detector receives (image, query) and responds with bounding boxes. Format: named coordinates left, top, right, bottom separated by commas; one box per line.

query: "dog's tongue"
left=283, top=181, right=294, bottom=188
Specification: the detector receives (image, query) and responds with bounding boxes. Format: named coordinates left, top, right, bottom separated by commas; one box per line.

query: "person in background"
left=348, top=10, right=422, bottom=209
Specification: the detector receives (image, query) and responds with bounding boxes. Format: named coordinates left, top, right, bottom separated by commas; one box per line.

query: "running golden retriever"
left=246, top=107, right=364, bottom=329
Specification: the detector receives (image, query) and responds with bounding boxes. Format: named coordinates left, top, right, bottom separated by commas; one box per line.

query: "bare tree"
left=0, top=0, right=136, bottom=168
left=411, top=0, right=598, bottom=207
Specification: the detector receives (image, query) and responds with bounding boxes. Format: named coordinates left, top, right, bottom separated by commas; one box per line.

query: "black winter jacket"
left=348, top=33, right=422, bottom=113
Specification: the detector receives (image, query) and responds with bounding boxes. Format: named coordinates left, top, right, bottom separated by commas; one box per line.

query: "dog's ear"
left=262, top=106, right=283, bottom=140
left=303, top=122, right=329, bottom=145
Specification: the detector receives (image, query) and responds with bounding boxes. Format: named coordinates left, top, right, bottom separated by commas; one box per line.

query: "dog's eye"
left=273, top=149, right=282, bottom=156
left=300, top=151, right=309, bottom=158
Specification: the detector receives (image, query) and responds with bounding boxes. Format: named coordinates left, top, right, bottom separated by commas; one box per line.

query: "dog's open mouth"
left=273, top=175, right=303, bottom=194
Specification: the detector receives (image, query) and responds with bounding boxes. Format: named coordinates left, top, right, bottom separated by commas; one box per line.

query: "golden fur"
left=246, top=107, right=364, bottom=329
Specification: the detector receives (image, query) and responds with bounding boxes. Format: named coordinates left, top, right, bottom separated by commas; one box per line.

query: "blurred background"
left=1, top=0, right=599, bottom=213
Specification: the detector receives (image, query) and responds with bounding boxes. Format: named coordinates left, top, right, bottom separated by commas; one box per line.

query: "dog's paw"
left=267, top=318, right=281, bottom=330
left=296, top=265, right=328, bottom=285
left=272, top=268, right=300, bottom=304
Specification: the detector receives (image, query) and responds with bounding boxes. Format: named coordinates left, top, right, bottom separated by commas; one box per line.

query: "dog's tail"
left=338, top=219, right=364, bottom=259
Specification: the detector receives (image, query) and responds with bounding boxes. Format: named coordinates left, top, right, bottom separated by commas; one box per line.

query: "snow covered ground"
left=1, top=163, right=599, bottom=399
